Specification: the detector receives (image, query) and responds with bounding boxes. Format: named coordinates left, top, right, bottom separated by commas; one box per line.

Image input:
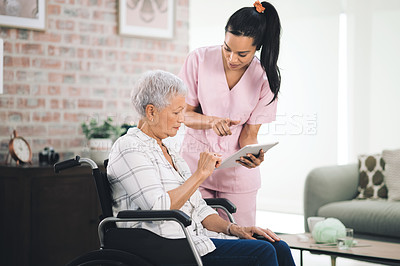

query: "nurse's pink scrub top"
left=178, top=45, right=277, bottom=193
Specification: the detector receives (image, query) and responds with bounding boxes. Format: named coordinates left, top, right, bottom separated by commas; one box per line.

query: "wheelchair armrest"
left=116, top=209, right=192, bottom=227
left=204, top=198, right=237, bottom=214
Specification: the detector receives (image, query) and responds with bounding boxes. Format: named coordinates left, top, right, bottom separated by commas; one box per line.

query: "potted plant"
left=81, top=117, right=122, bottom=163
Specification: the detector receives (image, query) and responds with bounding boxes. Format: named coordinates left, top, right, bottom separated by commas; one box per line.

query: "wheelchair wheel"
left=66, top=249, right=153, bottom=266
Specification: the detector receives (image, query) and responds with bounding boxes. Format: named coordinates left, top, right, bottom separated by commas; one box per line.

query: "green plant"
left=81, top=117, right=122, bottom=140
left=120, top=123, right=137, bottom=136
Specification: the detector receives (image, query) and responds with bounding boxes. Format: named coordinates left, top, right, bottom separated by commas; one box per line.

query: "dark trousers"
left=201, top=238, right=296, bottom=266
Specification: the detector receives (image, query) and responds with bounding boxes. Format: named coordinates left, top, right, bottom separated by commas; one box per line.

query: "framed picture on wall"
left=119, top=0, right=174, bottom=39
left=0, top=0, right=46, bottom=31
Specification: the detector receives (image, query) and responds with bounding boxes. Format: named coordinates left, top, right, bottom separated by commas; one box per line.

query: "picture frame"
left=119, top=0, right=174, bottom=39
left=0, top=0, right=46, bottom=31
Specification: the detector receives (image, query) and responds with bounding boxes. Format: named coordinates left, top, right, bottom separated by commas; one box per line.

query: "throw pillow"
left=357, top=153, right=387, bottom=199
left=382, top=149, right=400, bottom=201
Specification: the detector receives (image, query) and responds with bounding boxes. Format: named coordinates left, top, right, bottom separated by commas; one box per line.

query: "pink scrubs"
left=178, top=45, right=277, bottom=226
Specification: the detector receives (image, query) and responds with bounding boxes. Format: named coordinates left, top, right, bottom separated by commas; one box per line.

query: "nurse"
left=179, top=1, right=281, bottom=226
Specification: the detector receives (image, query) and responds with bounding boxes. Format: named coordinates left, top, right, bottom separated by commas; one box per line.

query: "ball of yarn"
left=312, top=218, right=346, bottom=243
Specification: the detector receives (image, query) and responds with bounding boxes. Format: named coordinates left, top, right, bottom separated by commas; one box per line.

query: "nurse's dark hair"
left=225, top=1, right=281, bottom=103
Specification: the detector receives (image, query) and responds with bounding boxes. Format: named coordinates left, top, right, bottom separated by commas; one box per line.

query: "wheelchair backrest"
left=91, top=159, right=113, bottom=220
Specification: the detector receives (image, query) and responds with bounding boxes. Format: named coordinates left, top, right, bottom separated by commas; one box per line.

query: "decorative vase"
left=89, top=138, right=112, bottom=164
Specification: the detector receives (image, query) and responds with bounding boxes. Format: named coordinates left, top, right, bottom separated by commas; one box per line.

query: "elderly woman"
left=107, top=70, right=295, bottom=266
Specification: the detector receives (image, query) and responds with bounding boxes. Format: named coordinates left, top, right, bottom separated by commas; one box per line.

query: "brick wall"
left=0, top=0, right=189, bottom=163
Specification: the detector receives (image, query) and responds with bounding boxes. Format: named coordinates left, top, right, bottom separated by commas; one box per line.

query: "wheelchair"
left=54, top=156, right=237, bottom=266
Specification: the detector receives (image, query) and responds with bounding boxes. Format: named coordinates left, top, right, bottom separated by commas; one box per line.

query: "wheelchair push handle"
left=54, top=156, right=82, bottom=173
left=54, top=156, right=99, bottom=173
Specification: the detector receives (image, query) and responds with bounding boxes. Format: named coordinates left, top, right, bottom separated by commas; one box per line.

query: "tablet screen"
left=216, top=142, right=279, bottom=170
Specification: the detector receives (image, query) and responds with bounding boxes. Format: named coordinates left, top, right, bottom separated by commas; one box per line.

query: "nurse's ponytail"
left=225, top=1, right=281, bottom=103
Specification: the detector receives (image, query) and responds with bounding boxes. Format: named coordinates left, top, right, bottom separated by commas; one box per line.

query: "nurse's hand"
left=236, top=149, right=264, bottom=169
left=211, top=117, right=240, bottom=136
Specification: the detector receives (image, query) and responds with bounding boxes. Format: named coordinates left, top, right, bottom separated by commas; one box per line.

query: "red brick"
left=63, top=138, right=85, bottom=149
left=93, top=11, right=115, bottom=22
left=87, top=49, right=103, bottom=58
left=91, top=36, right=118, bottom=47
left=64, top=61, right=82, bottom=71
left=79, top=22, right=104, bottom=33
left=77, top=48, right=85, bottom=57
left=49, top=73, right=63, bottom=83
left=105, top=50, right=118, bottom=61
left=64, top=112, right=79, bottom=122
left=31, top=86, right=61, bottom=96
left=88, top=0, right=102, bottom=7
left=33, top=112, right=61, bottom=123
left=0, top=97, right=14, bottom=108
left=17, top=30, right=30, bottom=40
left=50, top=99, right=61, bottom=109
left=7, top=111, right=30, bottom=123
left=48, top=73, right=75, bottom=84
left=56, top=20, right=75, bottom=31
left=32, top=138, right=62, bottom=150
left=178, top=0, right=189, bottom=5
left=48, top=124, right=76, bottom=136
left=67, top=87, right=82, bottom=97
left=17, top=98, right=46, bottom=109
left=104, top=0, right=115, bottom=8
left=3, top=41, right=13, bottom=53
left=4, top=70, right=14, bottom=82
left=16, top=125, right=47, bottom=137
left=33, top=32, right=62, bottom=42
left=78, top=99, right=103, bottom=109
left=49, top=86, right=61, bottom=95
left=33, top=58, right=62, bottom=69
left=63, top=33, right=80, bottom=44
left=0, top=125, right=12, bottom=137
left=4, top=56, right=30, bottom=67
left=48, top=4, right=61, bottom=15
left=3, top=84, right=30, bottom=95
left=63, top=99, right=76, bottom=109
left=63, top=74, right=76, bottom=84
left=106, top=101, right=117, bottom=109
left=21, top=44, right=44, bottom=55
left=48, top=45, right=76, bottom=57
left=79, top=75, right=105, bottom=84
left=0, top=111, right=6, bottom=120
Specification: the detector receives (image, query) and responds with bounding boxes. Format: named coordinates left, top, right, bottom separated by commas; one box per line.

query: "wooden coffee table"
left=279, top=233, right=400, bottom=266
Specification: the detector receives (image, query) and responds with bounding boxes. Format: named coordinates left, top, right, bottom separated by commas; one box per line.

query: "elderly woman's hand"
left=196, top=152, right=222, bottom=179
left=211, top=117, right=240, bottom=136
left=236, top=149, right=265, bottom=169
left=229, top=224, right=281, bottom=243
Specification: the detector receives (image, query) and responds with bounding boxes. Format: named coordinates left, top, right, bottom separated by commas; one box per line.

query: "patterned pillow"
left=356, top=154, right=388, bottom=199
left=382, top=149, right=400, bottom=201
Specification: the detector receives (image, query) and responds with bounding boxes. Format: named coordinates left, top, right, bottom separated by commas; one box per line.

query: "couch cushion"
left=356, top=153, right=387, bottom=199
left=382, top=148, right=400, bottom=201
left=317, top=200, right=400, bottom=238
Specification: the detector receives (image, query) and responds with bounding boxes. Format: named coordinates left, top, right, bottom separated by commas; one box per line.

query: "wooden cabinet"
left=0, top=164, right=102, bottom=266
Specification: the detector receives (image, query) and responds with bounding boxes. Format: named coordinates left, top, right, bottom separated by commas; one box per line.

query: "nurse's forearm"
left=184, top=109, right=214, bottom=130
left=238, top=124, right=261, bottom=148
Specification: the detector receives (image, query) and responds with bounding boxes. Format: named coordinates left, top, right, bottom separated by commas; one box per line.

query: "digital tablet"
left=216, top=142, right=279, bottom=170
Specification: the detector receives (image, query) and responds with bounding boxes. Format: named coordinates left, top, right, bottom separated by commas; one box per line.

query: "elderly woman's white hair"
left=131, top=70, right=187, bottom=122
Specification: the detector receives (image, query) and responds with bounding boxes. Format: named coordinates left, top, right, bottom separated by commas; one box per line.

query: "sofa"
left=304, top=163, right=400, bottom=242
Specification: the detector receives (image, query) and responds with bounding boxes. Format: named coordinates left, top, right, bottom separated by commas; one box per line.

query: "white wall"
left=347, top=0, right=400, bottom=159
left=188, top=0, right=400, bottom=214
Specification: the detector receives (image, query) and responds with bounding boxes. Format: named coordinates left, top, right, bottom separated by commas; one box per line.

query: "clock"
left=7, top=130, right=32, bottom=165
